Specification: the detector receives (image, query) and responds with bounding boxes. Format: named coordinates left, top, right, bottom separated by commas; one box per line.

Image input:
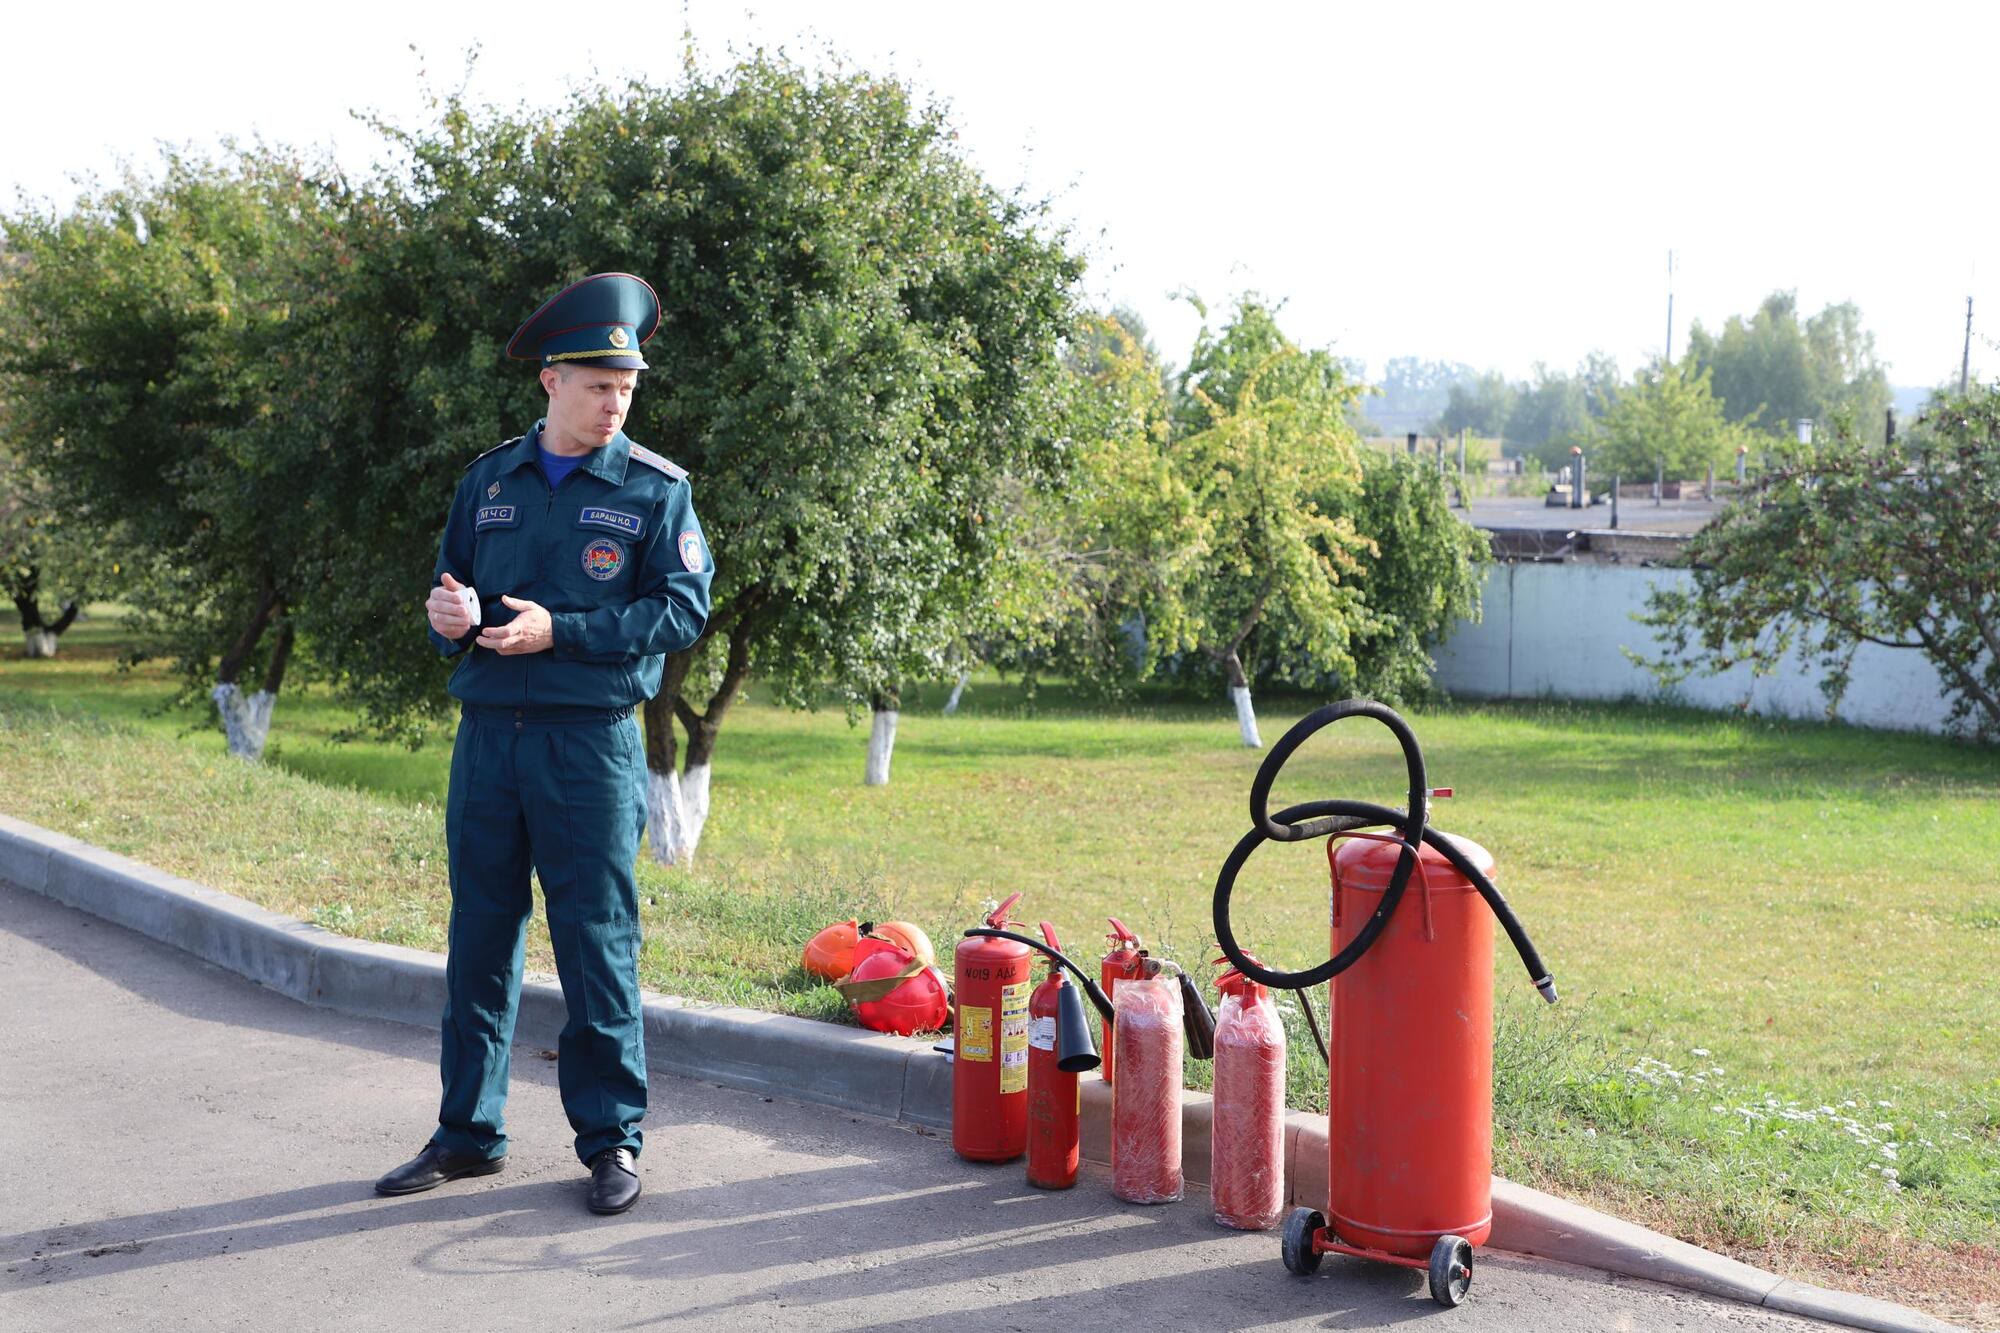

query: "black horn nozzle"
left=1054, top=975, right=1101, bottom=1073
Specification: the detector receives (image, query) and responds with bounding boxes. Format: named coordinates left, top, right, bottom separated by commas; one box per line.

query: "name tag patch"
left=577, top=506, right=645, bottom=538
left=475, top=505, right=518, bottom=530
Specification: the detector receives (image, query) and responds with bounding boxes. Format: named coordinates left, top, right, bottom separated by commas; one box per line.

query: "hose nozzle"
left=1534, top=975, right=1560, bottom=1005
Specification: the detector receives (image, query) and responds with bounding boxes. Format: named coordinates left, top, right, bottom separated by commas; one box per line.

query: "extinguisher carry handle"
left=985, top=892, right=1025, bottom=929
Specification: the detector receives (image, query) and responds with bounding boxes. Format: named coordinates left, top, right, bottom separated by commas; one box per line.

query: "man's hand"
left=477, top=595, right=554, bottom=655
left=427, top=572, right=474, bottom=639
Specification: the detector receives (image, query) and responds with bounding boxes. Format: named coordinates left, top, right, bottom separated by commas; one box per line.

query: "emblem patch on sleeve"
left=581, top=537, right=626, bottom=581
left=678, top=530, right=705, bottom=573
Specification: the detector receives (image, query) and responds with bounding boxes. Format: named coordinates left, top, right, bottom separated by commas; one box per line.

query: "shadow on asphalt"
left=0, top=881, right=1526, bottom=1331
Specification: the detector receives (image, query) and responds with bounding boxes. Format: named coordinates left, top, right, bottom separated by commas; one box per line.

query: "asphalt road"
left=0, top=880, right=1838, bottom=1332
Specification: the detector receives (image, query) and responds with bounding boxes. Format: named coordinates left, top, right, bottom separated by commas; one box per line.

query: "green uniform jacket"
left=430, top=422, right=712, bottom=709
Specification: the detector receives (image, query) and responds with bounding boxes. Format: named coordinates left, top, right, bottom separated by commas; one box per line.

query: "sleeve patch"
left=577, top=506, right=645, bottom=538
left=678, top=530, right=706, bottom=573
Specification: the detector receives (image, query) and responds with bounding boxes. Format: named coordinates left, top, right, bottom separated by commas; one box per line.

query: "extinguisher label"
left=999, top=981, right=1031, bottom=1094
left=959, top=1006, right=994, bottom=1060
left=1028, top=1016, right=1057, bottom=1051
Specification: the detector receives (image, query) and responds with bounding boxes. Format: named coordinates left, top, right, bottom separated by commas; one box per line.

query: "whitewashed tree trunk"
left=1230, top=684, right=1262, bottom=749
left=943, top=670, right=970, bottom=716
left=211, top=683, right=276, bottom=761
left=645, top=766, right=684, bottom=865
left=23, top=629, right=58, bottom=659
left=865, top=708, right=899, bottom=786
left=646, top=763, right=713, bottom=866
left=681, top=762, right=711, bottom=853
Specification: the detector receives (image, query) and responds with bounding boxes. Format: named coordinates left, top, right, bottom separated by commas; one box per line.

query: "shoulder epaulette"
left=627, top=442, right=688, bottom=481
left=463, top=436, right=523, bottom=472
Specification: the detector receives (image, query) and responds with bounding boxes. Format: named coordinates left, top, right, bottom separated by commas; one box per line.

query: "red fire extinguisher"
left=1110, top=973, right=1184, bottom=1204
left=1099, top=918, right=1144, bottom=1084
left=1212, top=700, right=1558, bottom=1307
left=953, top=893, right=1036, bottom=1162
left=1211, top=958, right=1286, bottom=1230
left=1026, top=922, right=1080, bottom=1189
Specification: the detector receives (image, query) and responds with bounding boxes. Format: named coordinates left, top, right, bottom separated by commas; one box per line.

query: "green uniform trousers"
left=431, top=705, right=648, bottom=1165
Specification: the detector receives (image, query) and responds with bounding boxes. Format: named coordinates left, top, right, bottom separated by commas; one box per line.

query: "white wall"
left=1431, top=563, right=1961, bottom=735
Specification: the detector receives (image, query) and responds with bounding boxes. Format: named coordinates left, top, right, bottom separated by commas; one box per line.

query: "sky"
left=5, top=0, right=1994, bottom=387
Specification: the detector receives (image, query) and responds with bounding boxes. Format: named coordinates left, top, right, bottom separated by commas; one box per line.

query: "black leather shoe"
left=374, top=1143, right=505, bottom=1196
left=587, top=1147, right=641, bottom=1215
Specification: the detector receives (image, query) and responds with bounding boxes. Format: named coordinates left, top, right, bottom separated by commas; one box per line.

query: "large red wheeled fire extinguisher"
left=1213, top=700, right=1558, bottom=1308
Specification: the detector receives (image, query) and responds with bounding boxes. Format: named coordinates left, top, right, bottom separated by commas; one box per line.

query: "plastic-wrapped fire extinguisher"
left=953, top=894, right=1035, bottom=1162
left=1026, top=923, right=1081, bottom=1189
left=1210, top=959, right=1286, bottom=1229
left=1110, top=974, right=1183, bottom=1204
left=1099, top=919, right=1144, bottom=1083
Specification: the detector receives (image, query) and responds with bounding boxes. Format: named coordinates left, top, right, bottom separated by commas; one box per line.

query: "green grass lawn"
left=3, top=608, right=1997, bottom=1324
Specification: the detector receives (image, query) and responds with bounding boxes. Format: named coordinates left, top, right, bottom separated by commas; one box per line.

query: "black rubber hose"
left=962, top=928, right=1117, bottom=1021
left=1212, top=702, right=1559, bottom=1004
left=1249, top=699, right=1428, bottom=844
left=1233, top=796, right=1555, bottom=1000
left=1215, top=699, right=1429, bottom=993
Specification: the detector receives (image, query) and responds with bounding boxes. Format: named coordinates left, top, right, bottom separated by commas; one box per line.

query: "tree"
left=975, top=308, right=1189, bottom=696
left=1365, top=355, right=1477, bottom=435
left=0, top=432, right=92, bottom=658
left=1586, top=360, right=1765, bottom=482
left=1504, top=359, right=1614, bottom=468
left=301, top=58, right=1081, bottom=852
left=0, top=151, right=342, bottom=753
left=1436, top=371, right=1514, bottom=438
left=1161, top=299, right=1374, bottom=746
left=1639, top=388, right=2000, bottom=739
left=1684, top=291, right=1891, bottom=437
left=1340, top=453, right=1490, bottom=703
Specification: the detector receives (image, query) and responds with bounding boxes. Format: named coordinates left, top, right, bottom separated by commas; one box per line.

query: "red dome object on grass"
left=835, top=943, right=952, bottom=1036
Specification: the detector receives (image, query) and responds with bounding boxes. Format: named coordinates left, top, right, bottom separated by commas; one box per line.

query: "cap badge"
left=608, top=327, right=630, bottom=349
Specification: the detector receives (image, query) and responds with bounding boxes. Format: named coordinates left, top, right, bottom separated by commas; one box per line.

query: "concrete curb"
left=0, top=813, right=1959, bottom=1332
left=0, top=812, right=945, bottom=1131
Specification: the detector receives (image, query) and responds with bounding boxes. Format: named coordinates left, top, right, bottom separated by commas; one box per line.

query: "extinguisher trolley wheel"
left=1280, top=1207, right=1324, bottom=1276
left=1428, top=1234, right=1475, bottom=1307
left=1281, top=1206, right=1475, bottom=1308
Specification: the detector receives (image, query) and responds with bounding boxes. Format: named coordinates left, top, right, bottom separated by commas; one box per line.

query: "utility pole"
left=1664, top=250, right=1675, bottom=366
left=1962, top=296, right=1974, bottom=396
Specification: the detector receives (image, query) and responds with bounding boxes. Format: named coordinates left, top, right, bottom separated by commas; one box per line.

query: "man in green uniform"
left=375, top=273, right=711, bottom=1215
